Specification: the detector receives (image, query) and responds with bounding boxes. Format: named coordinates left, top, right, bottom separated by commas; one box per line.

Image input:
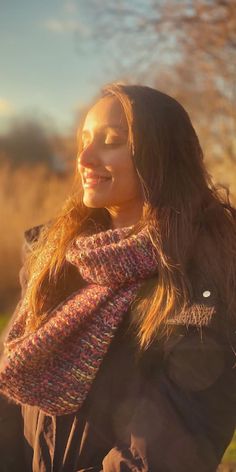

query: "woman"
left=0, top=83, right=235, bottom=472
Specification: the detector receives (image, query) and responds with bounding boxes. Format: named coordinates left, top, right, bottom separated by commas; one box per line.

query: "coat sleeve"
left=92, top=325, right=236, bottom=472
left=0, top=394, right=26, bottom=472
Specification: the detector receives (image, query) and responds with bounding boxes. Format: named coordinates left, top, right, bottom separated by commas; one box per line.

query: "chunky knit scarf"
left=0, top=225, right=159, bottom=416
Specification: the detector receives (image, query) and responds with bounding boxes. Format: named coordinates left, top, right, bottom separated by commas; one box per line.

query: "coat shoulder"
left=24, top=224, right=44, bottom=243
left=23, top=220, right=52, bottom=252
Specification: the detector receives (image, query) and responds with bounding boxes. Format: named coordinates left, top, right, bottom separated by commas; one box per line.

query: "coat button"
left=203, top=290, right=211, bottom=298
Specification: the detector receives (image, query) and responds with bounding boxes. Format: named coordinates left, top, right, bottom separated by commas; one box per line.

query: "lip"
left=83, top=175, right=111, bottom=188
left=83, top=172, right=111, bottom=179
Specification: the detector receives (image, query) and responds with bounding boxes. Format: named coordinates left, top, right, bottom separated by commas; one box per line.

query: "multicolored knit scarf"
left=0, top=225, right=159, bottom=416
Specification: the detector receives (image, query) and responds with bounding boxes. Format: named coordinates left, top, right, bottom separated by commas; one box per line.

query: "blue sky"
left=0, top=0, right=124, bottom=134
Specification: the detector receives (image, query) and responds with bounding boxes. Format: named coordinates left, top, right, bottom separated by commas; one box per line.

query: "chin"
left=83, top=196, right=105, bottom=208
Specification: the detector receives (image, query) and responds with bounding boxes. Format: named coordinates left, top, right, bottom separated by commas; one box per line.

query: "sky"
left=0, top=0, right=123, bottom=134
left=0, top=0, right=189, bottom=136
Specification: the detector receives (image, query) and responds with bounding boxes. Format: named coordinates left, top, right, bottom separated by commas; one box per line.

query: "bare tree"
left=74, top=0, right=236, bottom=161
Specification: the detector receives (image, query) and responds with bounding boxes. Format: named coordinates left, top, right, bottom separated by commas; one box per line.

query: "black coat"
left=0, top=224, right=236, bottom=472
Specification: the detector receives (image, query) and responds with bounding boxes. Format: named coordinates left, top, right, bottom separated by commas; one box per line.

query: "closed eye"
left=81, top=137, right=125, bottom=150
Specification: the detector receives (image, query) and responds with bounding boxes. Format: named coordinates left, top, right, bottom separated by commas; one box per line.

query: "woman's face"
left=77, top=96, right=144, bottom=215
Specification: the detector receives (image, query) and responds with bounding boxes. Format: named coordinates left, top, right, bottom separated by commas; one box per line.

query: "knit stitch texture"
left=0, top=225, right=159, bottom=416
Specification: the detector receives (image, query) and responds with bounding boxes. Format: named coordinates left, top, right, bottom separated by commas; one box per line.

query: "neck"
left=106, top=199, right=144, bottom=229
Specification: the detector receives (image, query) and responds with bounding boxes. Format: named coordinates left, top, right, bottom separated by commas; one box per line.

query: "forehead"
left=82, top=96, right=128, bottom=132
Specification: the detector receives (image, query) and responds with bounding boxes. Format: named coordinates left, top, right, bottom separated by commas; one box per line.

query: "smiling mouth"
left=83, top=176, right=111, bottom=188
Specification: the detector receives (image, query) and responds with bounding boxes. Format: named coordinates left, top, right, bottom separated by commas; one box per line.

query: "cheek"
left=112, top=157, right=142, bottom=196
left=121, top=168, right=140, bottom=190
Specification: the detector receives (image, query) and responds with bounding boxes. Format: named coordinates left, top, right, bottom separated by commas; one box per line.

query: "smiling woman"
left=0, top=83, right=236, bottom=472
left=78, top=96, right=144, bottom=228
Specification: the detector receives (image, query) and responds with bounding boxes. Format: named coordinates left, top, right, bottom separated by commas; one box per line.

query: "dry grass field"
left=0, top=159, right=74, bottom=313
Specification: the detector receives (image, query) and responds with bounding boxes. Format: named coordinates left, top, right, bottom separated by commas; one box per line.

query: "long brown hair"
left=23, top=83, right=236, bottom=348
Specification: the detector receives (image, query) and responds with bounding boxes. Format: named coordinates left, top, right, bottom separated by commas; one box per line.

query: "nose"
left=78, top=142, right=98, bottom=170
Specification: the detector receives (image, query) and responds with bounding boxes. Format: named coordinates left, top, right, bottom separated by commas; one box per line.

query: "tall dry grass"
left=207, top=157, right=236, bottom=206
left=0, top=158, right=74, bottom=313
